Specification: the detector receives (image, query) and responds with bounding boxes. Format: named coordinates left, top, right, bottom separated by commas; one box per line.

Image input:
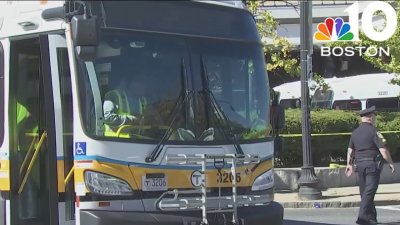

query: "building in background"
left=258, top=0, right=386, bottom=86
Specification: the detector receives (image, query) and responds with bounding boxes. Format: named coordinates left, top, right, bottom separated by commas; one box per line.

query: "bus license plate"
left=142, top=176, right=167, bottom=192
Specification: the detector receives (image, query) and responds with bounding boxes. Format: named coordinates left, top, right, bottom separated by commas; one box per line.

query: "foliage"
left=282, top=109, right=360, bottom=134
left=328, top=1, right=400, bottom=83
left=358, top=0, right=400, bottom=81
left=310, top=73, right=331, bottom=93
left=245, top=0, right=300, bottom=77
left=277, top=109, right=400, bottom=167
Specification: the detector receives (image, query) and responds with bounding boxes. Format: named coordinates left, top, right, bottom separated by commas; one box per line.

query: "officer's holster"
left=376, top=154, right=383, bottom=170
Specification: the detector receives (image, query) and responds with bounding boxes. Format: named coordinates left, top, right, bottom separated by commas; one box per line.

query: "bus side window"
left=0, top=41, right=4, bottom=225
left=366, top=97, right=400, bottom=112
left=0, top=43, right=3, bottom=146
left=333, top=100, right=361, bottom=111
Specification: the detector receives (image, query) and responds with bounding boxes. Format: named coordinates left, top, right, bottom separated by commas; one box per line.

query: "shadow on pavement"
left=284, top=220, right=339, bottom=225
left=322, top=194, right=360, bottom=199
left=323, top=192, right=400, bottom=199
left=276, top=190, right=295, bottom=194
left=284, top=220, right=400, bottom=225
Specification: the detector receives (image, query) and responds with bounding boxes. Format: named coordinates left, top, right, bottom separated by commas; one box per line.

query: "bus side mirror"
left=71, top=15, right=99, bottom=61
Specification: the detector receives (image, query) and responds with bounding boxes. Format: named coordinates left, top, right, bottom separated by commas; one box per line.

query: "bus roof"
left=324, top=73, right=400, bottom=101
left=194, top=1, right=246, bottom=9
left=273, top=80, right=317, bottom=100
left=273, top=81, right=301, bottom=100
left=0, top=1, right=249, bottom=39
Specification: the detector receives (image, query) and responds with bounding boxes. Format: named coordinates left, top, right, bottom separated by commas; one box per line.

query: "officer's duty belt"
left=356, top=157, right=377, bottom=162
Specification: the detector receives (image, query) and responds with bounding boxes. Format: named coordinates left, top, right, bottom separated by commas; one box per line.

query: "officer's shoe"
left=356, top=218, right=378, bottom=225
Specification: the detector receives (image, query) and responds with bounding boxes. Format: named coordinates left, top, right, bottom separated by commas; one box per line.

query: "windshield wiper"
left=146, top=58, right=192, bottom=163
left=200, top=56, right=244, bottom=155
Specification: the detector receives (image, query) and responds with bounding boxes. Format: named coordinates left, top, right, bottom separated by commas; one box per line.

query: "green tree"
left=246, top=0, right=300, bottom=77
left=350, top=0, right=400, bottom=84
left=321, top=1, right=400, bottom=87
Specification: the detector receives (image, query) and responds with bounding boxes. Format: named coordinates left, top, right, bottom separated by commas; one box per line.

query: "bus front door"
left=9, top=37, right=59, bottom=225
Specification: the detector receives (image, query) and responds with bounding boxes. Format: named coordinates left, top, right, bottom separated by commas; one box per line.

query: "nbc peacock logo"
left=314, top=18, right=354, bottom=42
left=317, top=1, right=396, bottom=57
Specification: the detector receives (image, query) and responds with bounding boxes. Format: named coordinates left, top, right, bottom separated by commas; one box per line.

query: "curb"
left=275, top=164, right=400, bottom=191
left=281, top=199, right=400, bottom=209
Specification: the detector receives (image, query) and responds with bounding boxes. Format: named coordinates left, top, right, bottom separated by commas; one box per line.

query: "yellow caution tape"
left=280, top=130, right=400, bottom=138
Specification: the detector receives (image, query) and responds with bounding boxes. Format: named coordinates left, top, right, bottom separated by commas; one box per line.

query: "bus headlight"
left=84, top=171, right=133, bottom=196
left=251, top=169, right=274, bottom=191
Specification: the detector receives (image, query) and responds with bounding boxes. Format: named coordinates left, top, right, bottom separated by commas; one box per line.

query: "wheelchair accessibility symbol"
left=75, top=142, right=87, bottom=156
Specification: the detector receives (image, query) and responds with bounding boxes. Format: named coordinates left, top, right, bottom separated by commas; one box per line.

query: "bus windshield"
left=76, top=30, right=270, bottom=143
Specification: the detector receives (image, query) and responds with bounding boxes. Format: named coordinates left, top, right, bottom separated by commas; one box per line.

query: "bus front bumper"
left=80, top=201, right=283, bottom=225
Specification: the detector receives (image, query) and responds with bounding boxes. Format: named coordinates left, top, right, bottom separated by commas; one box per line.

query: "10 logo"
left=315, top=1, right=397, bottom=42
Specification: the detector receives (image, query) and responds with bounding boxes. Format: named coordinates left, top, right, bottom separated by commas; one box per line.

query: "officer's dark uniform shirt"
left=348, top=122, right=384, bottom=160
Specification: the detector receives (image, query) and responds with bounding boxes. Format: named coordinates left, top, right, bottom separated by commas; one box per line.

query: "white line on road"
left=377, top=206, right=400, bottom=211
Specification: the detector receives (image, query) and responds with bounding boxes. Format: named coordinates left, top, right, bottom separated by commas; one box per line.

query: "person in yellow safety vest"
left=16, top=102, right=31, bottom=151
left=17, top=102, right=39, bottom=137
left=17, top=102, right=30, bottom=127
left=103, top=77, right=147, bottom=137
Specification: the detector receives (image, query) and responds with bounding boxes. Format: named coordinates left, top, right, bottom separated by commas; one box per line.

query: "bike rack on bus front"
left=157, top=153, right=269, bottom=225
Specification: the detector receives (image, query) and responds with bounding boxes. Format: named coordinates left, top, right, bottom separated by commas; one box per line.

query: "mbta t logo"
left=191, top=170, right=204, bottom=187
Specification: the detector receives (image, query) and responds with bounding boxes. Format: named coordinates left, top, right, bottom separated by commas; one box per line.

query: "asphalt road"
left=284, top=205, right=400, bottom=225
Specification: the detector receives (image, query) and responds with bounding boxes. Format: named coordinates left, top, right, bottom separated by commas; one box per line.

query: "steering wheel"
left=116, top=116, right=145, bottom=137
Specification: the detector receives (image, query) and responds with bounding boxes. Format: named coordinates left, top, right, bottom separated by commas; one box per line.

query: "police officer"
left=345, top=106, right=395, bottom=225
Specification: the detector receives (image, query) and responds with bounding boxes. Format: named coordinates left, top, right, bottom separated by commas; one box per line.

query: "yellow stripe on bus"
left=0, top=160, right=10, bottom=191
left=73, top=158, right=274, bottom=194
left=57, top=160, right=65, bottom=192
left=0, top=160, right=66, bottom=192
left=1, top=158, right=274, bottom=193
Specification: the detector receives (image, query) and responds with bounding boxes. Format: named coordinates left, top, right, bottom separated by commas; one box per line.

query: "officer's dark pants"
left=357, top=160, right=381, bottom=222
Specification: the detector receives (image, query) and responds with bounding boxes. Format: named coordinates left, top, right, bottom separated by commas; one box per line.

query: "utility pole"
left=297, top=0, right=322, bottom=200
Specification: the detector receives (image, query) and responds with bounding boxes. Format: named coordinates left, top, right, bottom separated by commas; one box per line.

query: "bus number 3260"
left=217, top=172, right=241, bottom=183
